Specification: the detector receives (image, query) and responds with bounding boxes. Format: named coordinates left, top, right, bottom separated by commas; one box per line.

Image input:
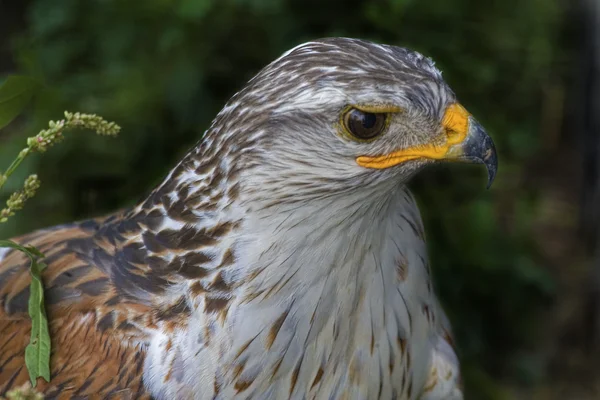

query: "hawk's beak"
left=356, top=103, right=498, bottom=188
left=446, top=115, right=498, bottom=189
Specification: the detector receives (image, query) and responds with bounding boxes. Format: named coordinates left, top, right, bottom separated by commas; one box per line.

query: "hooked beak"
left=355, top=103, right=498, bottom=188
left=446, top=116, right=498, bottom=188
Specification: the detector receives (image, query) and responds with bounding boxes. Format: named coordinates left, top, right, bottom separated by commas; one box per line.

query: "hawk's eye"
left=343, top=108, right=388, bottom=140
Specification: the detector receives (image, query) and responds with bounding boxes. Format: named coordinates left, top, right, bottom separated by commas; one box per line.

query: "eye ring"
left=342, top=108, right=389, bottom=141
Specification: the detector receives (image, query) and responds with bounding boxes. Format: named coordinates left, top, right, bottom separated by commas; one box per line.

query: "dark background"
left=1, top=0, right=598, bottom=398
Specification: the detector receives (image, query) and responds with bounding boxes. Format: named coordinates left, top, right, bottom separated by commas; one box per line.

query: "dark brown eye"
left=343, top=108, right=388, bottom=140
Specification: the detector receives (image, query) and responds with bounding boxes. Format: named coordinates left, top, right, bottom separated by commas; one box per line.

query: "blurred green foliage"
left=0, top=0, right=568, bottom=397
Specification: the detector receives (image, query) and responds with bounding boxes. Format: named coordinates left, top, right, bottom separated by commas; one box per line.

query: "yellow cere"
left=356, top=103, right=471, bottom=169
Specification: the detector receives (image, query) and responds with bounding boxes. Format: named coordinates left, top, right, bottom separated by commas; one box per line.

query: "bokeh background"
left=0, top=0, right=598, bottom=398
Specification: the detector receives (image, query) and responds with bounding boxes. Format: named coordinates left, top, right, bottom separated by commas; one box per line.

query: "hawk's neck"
left=136, top=176, right=438, bottom=400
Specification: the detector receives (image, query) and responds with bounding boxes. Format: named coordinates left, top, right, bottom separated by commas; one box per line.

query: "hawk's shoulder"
left=0, top=217, right=153, bottom=397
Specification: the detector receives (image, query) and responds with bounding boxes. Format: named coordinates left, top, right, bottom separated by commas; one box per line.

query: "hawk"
left=0, top=38, right=497, bottom=399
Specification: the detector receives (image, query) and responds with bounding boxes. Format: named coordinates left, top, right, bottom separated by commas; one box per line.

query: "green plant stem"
left=0, top=110, right=121, bottom=388
left=5, top=150, right=29, bottom=176
left=0, top=149, right=29, bottom=191
left=0, top=112, right=120, bottom=221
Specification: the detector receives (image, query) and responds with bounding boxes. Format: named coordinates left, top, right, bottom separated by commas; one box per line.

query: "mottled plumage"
left=0, top=38, right=496, bottom=399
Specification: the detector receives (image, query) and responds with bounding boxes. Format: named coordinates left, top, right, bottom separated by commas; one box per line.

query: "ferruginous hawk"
left=0, top=37, right=497, bottom=399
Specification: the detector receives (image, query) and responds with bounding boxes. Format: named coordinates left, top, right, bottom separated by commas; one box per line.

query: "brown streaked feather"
left=0, top=218, right=152, bottom=397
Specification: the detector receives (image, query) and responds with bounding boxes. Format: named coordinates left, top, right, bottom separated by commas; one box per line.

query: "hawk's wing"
left=0, top=218, right=152, bottom=398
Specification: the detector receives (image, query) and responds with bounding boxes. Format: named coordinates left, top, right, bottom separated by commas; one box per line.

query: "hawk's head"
left=210, top=37, right=497, bottom=208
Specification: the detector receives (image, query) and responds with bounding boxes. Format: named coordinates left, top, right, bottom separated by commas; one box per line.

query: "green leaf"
left=0, top=240, right=50, bottom=386
left=0, top=239, right=40, bottom=256
left=0, top=76, right=42, bottom=130
left=25, top=259, right=51, bottom=386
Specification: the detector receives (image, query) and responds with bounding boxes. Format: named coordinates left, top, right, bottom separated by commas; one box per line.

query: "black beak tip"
left=483, top=138, right=498, bottom=190
left=486, top=166, right=496, bottom=189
